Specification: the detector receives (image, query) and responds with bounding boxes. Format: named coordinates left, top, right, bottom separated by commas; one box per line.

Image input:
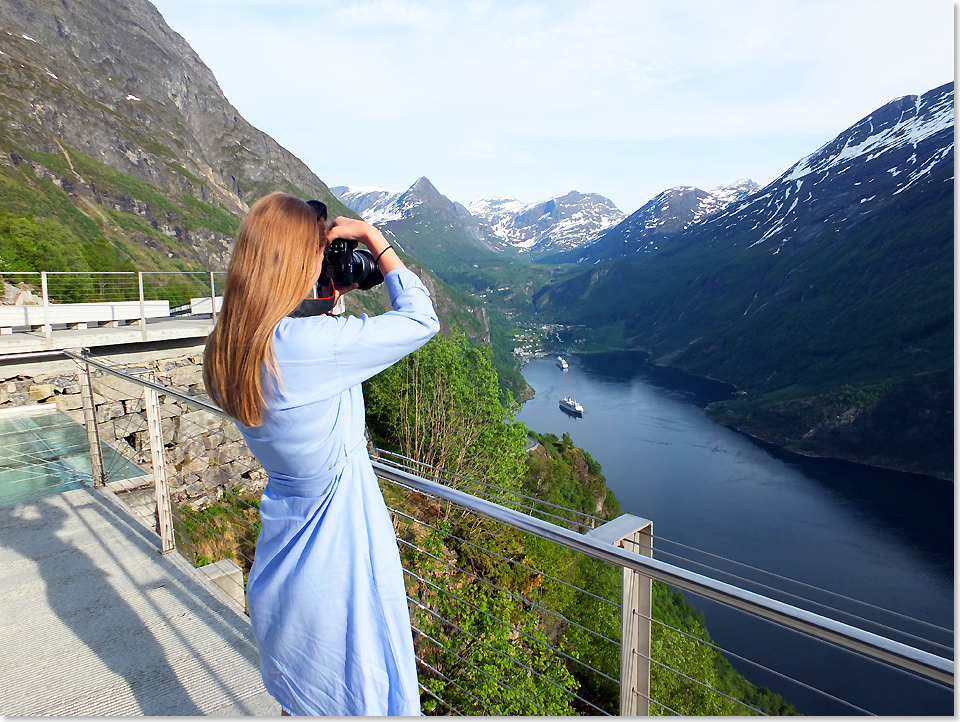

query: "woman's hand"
left=326, top=217, right=386, bottom=253
left=326, top=216, right=406, bottom=275
left=334, top=283, right=358, bottom=301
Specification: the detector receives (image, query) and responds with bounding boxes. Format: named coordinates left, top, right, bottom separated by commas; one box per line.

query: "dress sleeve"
left=271, top=268, right=440, bottom=404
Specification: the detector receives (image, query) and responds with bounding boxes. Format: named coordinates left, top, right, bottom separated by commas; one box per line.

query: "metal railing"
left=4, top=348, right=954, bottom=715
left=0, top=271, right=225, bottom=342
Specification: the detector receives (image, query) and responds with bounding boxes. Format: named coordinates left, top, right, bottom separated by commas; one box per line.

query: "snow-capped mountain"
left=333, top=177, right=496, bottom=247
left=705, top=82, right=954, bottom=256
left=535, top=81, right=953, bottom=390
left=333, top=182, right=624, bottom=257
left=331, top=186, right=402, bottom=222
left=555, top=179, right=759, bottom=263
left=468, top=191, right=624, bottom=255
left=332, top=177, right=512, bottom=275
left=569, top=78, right=951, bottom=269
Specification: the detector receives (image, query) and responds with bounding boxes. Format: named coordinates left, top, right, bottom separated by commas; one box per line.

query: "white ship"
left=557, top=356, right=568, bottom=370
left=559, top=397, right=583, bottom=416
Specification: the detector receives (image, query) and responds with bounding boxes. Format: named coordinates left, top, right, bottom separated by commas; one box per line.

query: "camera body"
left=322, top=239, right=384, bottom=291
left=288, top=238, right=385, bottom=318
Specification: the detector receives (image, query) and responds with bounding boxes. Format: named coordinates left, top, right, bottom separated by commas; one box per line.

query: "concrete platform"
left=0, top=315, right=215, bottom=355
left=0, top=487, right=278, bottom=716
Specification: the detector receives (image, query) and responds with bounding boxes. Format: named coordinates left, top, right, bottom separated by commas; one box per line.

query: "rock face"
left=0, top=0, right=347, bottom=268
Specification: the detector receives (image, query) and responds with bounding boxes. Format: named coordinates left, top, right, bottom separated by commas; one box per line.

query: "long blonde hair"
left=203, top=192, right=324, bottom=427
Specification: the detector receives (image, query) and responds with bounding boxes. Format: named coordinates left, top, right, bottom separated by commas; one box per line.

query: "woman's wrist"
left=361, top=227, right=388, bottom=253
left=374, top=241, right=406, bottom=274
left=374, top=245, right=395, bottom=264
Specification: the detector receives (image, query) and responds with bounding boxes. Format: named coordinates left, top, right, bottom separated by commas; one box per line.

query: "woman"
left=203, top=191, right=439, bottom=716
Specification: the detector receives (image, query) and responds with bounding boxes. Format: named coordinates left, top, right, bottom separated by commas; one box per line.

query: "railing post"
left=137, top=272, right=149, bottom=341
left=143, top=380, right=175, bottom=553
left=587, top=513, right=654, bottom=715
left=208, top=270, right=218, bottom=326
left=41, top=271, right=52, bottom=347
left=74, top=350, right=106, bottom=488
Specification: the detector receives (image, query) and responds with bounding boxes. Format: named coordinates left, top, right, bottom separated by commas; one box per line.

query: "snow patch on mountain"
left=468, top=191, right=624, bottom=254
left=783, top=85, right=953, bottom=185
left=570, top=179, right=760, bottom=262
left=331, top=185, right=403, bottom=223
left=710, top=82, right=953, bottom=254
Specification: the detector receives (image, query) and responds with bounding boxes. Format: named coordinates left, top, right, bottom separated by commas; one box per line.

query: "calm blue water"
left=516, top=352, right=953, bottom=716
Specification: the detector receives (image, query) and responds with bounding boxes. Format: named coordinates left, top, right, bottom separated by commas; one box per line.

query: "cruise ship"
left=559, top=397, right=583, bottom=416
left=557, top=356, right=568, bottom=370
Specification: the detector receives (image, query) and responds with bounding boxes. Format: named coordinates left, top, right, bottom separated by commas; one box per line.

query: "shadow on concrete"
left=0, top=489, right=270, bottom=715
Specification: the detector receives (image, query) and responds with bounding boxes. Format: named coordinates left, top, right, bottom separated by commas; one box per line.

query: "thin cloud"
left=150, top=0, right=952, bottom=211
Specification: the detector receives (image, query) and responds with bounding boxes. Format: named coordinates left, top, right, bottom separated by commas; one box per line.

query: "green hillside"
left=532, top=166, right=953, bottom=477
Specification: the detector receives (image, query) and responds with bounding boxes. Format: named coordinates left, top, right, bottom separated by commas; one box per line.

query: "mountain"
left=0, top=0, right=504, bottom=374
left=0, top=0, right=351, bottom=270
left=333, top=179, right=566, bottom=343
left=331, top=186, right=401, bottom=221
left=533, top=82, right=954, bottom=477
left=335, top=183, right=625, bottom=259
left=545, top=180, right=759, bottom=264
left=334, top=177, right=506, bottom=260
left=468, top=191, right=624, bottom=256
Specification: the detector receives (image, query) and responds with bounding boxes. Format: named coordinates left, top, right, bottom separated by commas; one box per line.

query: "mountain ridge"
left=467, top=189, right=624, bottom=255
left=531, top=82, right=953, bottom=477
left=545, top=179, right=760, bottom=264
left=334, top=181, right=626, bottom=257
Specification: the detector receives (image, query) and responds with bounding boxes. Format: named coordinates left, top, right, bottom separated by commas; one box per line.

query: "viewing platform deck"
left=0, top=314, right=215, bottom=355
left=0, top=486, right=276, bottom=715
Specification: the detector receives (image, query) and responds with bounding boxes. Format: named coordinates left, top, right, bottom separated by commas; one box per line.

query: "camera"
left=321, top=239, right=384, bottom=292
left=289, top=199, right=385, bottom=317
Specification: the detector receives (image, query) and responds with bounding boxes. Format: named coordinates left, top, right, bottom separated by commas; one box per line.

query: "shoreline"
left=517, top=349, right=952, bottom=483
left=715, top=419, right=954, bottom=483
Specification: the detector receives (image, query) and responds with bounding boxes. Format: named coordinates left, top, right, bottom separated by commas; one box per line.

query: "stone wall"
left=0, top=350, right=265, bottom=510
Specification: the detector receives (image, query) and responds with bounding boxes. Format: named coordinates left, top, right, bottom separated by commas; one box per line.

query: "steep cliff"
left=0, top=0, right=348, bottom=269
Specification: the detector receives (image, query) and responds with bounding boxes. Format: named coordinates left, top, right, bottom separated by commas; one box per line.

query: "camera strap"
left=288, top=280, right=337, bottom=317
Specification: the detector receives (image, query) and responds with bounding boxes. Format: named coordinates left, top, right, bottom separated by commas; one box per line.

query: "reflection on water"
left=516, top=351, right=953, bottom=716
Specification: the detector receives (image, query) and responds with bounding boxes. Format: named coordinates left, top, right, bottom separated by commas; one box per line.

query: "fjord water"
left=516, top=352, right=953, bottom=716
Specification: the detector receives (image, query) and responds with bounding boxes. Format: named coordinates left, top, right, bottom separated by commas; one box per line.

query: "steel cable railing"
left=647, top=540, right=954, bottom=657
left=374, top=458, right=952, bottom=712
left=16, top=348, right=951, bottom=716
left=387, top=467, right=769, bottom=716
left=378, top=449, right=607, bottom=532
left=652, top=536, right=955, bottom=645
left=0, top=271, right=224, bottom=307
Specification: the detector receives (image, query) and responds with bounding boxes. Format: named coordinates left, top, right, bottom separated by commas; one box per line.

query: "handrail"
left=61, top=349, right=217, bottom=411
left=372, top=461, right=954, bottom=687
left=55, top=348, right=956, bottom=687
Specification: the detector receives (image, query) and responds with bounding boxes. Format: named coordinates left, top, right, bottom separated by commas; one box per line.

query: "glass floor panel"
left=0, top=407, right=147, bottom=506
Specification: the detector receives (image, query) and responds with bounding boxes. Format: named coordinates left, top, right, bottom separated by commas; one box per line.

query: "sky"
left=148, top=0, right=954, bottom=214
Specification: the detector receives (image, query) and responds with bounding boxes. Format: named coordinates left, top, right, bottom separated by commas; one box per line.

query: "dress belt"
left=265, top=438, right=370, bottom=498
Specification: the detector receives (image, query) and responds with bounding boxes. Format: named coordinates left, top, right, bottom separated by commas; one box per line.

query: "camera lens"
left=350, top=249, right=384, bottom=290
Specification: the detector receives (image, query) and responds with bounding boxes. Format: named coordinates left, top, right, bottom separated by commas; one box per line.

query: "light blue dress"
left=239, top=268, right=440, bottom=716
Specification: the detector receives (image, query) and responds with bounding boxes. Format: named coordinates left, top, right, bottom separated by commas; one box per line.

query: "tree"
left=365, top=329, right=527, bottom=491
